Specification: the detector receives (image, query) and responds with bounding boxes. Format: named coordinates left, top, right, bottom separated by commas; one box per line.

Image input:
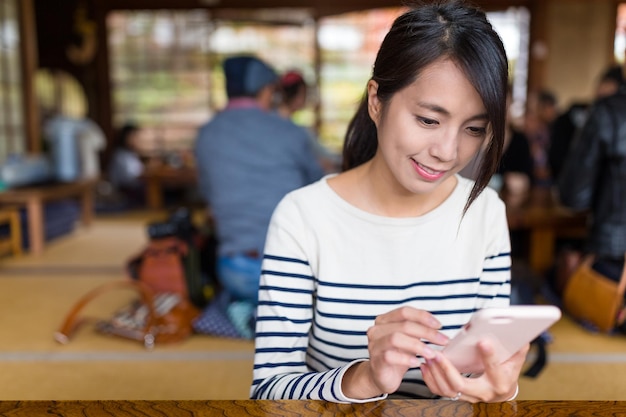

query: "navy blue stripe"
left=252, top=375, right=276, bottom=399
left=327, top=367, right=342, bottom=401
left=314, top=320, right=366, bottom=336
left=316, top=293, right=478, bottom=304
left=262, top=270, right=314, bottom=280
left=486, top=251, right=511, bottom=259
left=255, top=347, right=308, bottom=355
left=300, top=372, right=324, bottom=399
left=289, top=372, right=313, bottom=399
left=317, top=277, right=479, bottom=290
left=264, top=254, right=310, bottom=265
left=263, top=375, right=284, bottom=399
left=256, top=316, right=311, bottom=324
left=259, top=285, right=313, bottom=295
left=257, top=300, right=312, bottom=309
left=254, top=361, right=306, bottom=370
left=483, top=267, right=511, bottom=272
left=256, top=331, right=310, bottom=338
left=480, top=279, right=511, bottom=286
left=316, top=309, right=377, bottom=320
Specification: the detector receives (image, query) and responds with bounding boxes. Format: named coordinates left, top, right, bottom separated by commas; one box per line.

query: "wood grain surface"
left=0, top=400, right=624, bottom=417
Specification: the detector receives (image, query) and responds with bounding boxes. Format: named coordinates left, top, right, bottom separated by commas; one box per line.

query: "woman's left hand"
left=420, top=340, right=529, bottom=402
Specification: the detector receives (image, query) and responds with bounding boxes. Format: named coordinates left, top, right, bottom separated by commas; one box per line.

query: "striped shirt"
left=251, top=175, right=511, bottom=402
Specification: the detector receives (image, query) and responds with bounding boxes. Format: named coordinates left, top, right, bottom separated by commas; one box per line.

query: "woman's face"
left=367, top=58, right=489, bottom=197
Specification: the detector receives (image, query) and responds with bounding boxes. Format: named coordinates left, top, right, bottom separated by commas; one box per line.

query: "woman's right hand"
left=342, top=306, right=449, bottom=399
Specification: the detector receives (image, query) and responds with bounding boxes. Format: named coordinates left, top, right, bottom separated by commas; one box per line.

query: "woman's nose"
left=430, top=129, right=458, bottom=162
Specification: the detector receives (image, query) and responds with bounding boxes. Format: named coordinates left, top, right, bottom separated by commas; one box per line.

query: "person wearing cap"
left=194, top=55, right=324, bottom=337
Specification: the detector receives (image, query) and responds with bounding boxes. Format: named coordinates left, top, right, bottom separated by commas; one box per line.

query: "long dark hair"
left=342, top=0, right=508, bottom=211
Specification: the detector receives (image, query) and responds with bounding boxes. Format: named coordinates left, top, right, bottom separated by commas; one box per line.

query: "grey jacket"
left=558, top=89, right=626, bottom=260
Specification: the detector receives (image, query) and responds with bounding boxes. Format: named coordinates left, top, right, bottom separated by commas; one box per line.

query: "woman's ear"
left=367, top=80, right=381, bottom=125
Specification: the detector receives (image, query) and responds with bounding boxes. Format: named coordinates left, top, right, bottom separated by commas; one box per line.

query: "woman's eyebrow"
left=417, top=101, right=488, bottom=122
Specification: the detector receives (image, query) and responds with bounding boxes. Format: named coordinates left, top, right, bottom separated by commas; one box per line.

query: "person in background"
left=276, top=70, right=309, bottom=120
left=557, top=66, right=626, bottom=331
left=525, top=89, right=559, bottom=186
left=276, top=69, right=342, bottom=173
left=194, top=55, right=325, bottom=338
left=252, top=1, right=523, bottom=403
left=549, top=65, right=624, bottom=179
left=107, top=122, right=145, bottom=206
left=545, top=66, right=625, bottom=298
left=461, top=85, right=533, bottom=197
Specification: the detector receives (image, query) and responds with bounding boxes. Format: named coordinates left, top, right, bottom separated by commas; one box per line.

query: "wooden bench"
left=0, top=206, right=22, bottom=257
left=0, top=180, right=96, bottom=256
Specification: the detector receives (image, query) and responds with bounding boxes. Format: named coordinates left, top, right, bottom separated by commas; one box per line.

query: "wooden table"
left=142, top=163, right=197, bottom=210
left=0, top=180, right=96, bottom=256
left=0, top=400, right=623, bottom=416
left=505, top=187, right=589, bottom=275
left=0, top=206, right=22, bottom=257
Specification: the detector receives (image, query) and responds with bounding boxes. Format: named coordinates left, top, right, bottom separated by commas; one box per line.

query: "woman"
left=251, top=1, right=524, bottom=403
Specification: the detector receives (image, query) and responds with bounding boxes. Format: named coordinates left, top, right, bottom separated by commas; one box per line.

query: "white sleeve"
left=250, top=196, right=384, bottom=403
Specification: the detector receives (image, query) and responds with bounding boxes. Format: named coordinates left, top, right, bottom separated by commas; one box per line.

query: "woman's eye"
left=417, top=117, right=438, bottom=126
left=467, top=126, right=487, bottom=136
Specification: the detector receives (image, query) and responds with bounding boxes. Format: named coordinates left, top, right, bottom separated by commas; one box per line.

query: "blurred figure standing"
left=549, top=66, right=624, bottom=179
left=557, top=66, right=626, bottom=325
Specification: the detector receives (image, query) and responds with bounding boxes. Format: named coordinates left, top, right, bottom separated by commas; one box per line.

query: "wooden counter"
left=0, top=400, right=623, bottom=416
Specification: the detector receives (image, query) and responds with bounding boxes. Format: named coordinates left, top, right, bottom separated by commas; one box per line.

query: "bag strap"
left=54, top=280, right=160, bottom=349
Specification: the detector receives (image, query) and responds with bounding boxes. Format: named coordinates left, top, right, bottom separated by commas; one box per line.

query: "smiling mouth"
left=411, top=159, right=447, bottom=180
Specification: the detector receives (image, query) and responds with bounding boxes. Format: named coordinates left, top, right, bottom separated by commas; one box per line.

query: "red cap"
left=280, top=70, right=305, bottom=88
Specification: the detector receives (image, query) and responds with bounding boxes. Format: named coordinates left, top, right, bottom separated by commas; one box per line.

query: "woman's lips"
left=411, top=159, right=446, bottom=181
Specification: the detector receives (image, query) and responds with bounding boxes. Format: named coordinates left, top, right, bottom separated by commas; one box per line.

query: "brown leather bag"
left=55, top=237, right=199, bottom=348
left=562, top=253, right=626, bottom=333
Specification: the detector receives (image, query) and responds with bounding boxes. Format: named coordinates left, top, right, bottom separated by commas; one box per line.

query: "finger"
left=478, top=340, right=528, bottom=376
left=477, top=341, right=526, bottom=400
left=374, top=316, right=449, bottom=346
left=376, top=306, right=442, bottom=330
left=423, top=354, right=461, bottom=397
left=368, top=327, right=439, bottom=362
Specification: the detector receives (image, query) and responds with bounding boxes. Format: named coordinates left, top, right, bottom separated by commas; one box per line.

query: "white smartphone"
left=441, top=305, right=561, bottom=374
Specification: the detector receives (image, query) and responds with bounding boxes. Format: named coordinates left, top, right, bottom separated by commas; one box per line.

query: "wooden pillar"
left=526, top=0, right=549, bottom=95
left=18, top=0, right=40, bottom=154
left=93, top=1, right=114, bottom=169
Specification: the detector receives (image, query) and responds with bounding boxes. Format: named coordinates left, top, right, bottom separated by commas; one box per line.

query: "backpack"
left=54, top=210, right=214, bottom=348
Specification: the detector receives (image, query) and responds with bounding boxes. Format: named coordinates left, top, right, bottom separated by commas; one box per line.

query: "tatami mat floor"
left=0, top=210, right=624, bottom=401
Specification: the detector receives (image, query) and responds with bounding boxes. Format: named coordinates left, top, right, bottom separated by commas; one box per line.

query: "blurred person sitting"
left=106, top=123, right=145, bottom=207
left=276, top=69, right=342, bottom=173
left=193, top=56, right=325, bottom=338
